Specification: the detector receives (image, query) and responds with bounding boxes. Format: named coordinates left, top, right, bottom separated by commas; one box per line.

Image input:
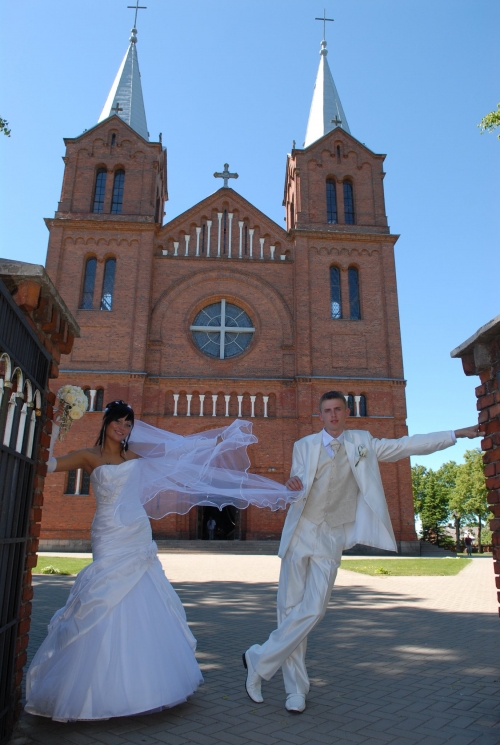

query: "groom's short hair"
left=319, top=391, right=346, bottom=411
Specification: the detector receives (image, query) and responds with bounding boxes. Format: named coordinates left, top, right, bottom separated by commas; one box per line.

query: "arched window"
left=66, top=470, right=76, bottom=494
left=348, top=267, right=361, bottom=320
left=359, top=395, right=367, bottom=417
left=65, top=469, right=90, bottom=495
left=84, top=388, right=91, bottom=409
left=290, top=199, right=295, bottom=229
left=100, top=259, right=116, bottom=311
left=80, top=257, right=97, bottom=309
left=330, top=266, right=342, bottom=319
left=81, top=471, right=91, bottom=495
left=347, top=394, right=354, bottom=413
left=343, top=180, right=355, bottom=224
left=95, top=389, right=104, bottom=412
left=111, top=170, right=125, bottom=214
left=326, top=179, right=337, bottom=224
left=92, top=169, right=107, bottom=213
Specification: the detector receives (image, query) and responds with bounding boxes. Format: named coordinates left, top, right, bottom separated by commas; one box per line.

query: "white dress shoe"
left=286, top=694, right=306, bottom=713
left=242, top=650, right=264, bottom=703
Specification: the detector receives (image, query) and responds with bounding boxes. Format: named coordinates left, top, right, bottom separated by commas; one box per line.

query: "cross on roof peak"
left=111, top=102, right=124, bottom=115
left=315, top=9, right=334, bottom=41
left=214, top=163, right=239, bottom=188
left=127, top=0, right=147, bottom=29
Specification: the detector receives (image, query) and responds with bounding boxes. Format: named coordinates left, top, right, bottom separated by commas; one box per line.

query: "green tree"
left=412, top=462, right=457, bottom=545
left=0, top=117, right=10, bottom=137
left=478, top=103, right=500, bottom=140
left=449, top=449, right=490, bottom=552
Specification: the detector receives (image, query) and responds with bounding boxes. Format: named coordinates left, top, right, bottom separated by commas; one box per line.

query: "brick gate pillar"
left=451, top=314, right=500, bottom=616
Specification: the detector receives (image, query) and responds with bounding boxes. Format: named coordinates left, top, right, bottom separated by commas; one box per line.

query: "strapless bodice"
left=90, top=460, right=138, bottom=504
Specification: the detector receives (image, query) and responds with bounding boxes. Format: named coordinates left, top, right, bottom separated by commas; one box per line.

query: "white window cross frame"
left=190, top=298, right=255, bottom=360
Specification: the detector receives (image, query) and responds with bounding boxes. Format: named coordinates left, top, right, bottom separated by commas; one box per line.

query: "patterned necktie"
left=331, top=440, right=341, bottom=456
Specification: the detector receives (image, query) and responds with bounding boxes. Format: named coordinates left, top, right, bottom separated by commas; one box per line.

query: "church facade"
left=41, top=25, right=418, bottom=552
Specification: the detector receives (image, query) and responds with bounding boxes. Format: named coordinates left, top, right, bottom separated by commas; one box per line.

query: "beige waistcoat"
left=302, top=443, right=358, bottom=528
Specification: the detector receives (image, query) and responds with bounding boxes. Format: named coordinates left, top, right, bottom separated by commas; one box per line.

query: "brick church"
left=41, top=21, right=418, bottom=552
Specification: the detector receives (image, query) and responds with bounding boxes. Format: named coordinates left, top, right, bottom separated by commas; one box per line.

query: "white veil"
left=114, top=419, right=302, bottom=525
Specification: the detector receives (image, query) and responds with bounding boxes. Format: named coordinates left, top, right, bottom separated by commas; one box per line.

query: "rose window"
left=190, top=300, right=255, bottom=359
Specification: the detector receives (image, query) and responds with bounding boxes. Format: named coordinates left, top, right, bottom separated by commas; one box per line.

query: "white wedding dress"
left=25, top=461, right=203, bottom=722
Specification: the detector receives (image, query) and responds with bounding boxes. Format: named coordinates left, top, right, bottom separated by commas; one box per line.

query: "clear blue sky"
left=1, top=0, right=498, bottom=470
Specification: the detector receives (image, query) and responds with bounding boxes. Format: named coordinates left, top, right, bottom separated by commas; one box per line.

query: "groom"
left=243, top=391, right=480, bottom=713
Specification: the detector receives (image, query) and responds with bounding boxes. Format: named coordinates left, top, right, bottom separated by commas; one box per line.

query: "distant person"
left=243, top=390, right=482, bottom=714
left=207, top=517, right=217, bottom=540
left=464, top=534, right=473, bottom=556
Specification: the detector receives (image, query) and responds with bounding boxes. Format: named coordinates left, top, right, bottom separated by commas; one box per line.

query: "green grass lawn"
left=34, top=557, right=92, bottom=575
left=340, top=558, right=472, bottom=576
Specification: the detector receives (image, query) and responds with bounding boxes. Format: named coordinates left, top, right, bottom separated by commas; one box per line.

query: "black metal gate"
left=0, top=279, right=50, bottom=745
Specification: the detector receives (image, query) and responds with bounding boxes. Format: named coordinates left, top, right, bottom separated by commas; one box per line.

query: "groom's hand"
left=285, top=476, right=304, bottom=491
left=455, top=425, right=482, bottom=439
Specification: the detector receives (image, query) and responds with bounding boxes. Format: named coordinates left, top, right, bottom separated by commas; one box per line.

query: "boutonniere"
left=355, top=446, right=368, bottom=467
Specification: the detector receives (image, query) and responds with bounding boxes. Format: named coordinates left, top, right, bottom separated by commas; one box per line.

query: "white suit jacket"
left=278, top=429, right=455, bottom=558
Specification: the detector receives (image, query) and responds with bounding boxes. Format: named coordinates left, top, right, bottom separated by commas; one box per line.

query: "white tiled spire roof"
left=304, top=39, right=350, bottom=148
left=98, top=27, right=149, bottom=141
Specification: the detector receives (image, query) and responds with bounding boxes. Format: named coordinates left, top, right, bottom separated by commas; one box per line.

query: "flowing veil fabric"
left=116, top=419, right=300, bottom=525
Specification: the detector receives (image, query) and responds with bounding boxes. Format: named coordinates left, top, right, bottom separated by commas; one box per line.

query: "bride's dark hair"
left=95, top=400, right=135, bottom=455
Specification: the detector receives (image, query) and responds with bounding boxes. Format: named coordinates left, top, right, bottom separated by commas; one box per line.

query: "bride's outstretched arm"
left=47, top=449, right=94, bottom=474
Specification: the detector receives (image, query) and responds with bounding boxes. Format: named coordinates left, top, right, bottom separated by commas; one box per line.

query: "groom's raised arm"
left=372, top=425, right=481, bottom=463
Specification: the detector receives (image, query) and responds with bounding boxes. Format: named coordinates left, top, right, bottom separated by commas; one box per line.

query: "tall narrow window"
left=348, top=267, right=361, bottom=320
left=66, top=470, right=76, bottom=495
left=326, top=179, right=337, bottom=224
left=343, top=180, right=355, bottom=224
left=95, top=389, right=104, bottom=412
left=100, top=258, right=116, bottom=311
left=111, top=169, right=125, bottom=214
left=81, top=470, right=91, bottom=495
left=93, top=169, right=107, bottom=213
left=347, top=394, right=354, bottom=413
left=330, top=266, right=342, bottom=319
left=84, top=388, right=91, bottom=409
left=359, top=395, right=367, bottom=417
left=80, top=257, right=96, bottom=309
left=290, top=199, right=295, bottom=229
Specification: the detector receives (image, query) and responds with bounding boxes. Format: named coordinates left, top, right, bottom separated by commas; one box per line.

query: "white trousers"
left=247, top=517, right=345, bottom=696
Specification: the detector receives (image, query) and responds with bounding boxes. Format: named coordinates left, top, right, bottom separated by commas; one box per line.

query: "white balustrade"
left=217, top=213, right=223, bottom=257
left=173, top=393, right=179, bottom=417
left=186, top=394, right=192, bottom=416
left=354, top=395, right=361, bottom=417
left=259, top=237, right=264, bottom=259
left=206, top=221, right=212, bottom=257
left=270, top=245, right=275, bottom=260
left=173, top=241, right=179, bottom=256
left=237, top=395, right=243, bottom=417
left=227, top=213, right=233, bottom=258
left=224, top=394, right=230, bottom=417
left=15, top=403, right=27, bottom=453
left=26, top=407, right=36, bottom=458
left=250, top=395, right=256, bottom=418
left=75, top=468, right=82, bottom=496
left=195, top=227, right=201, bottom=257
left=249, top=229, right=254, bottom=258
left=199, top=394, right=205, bottom=416
left=169, top=392, right=274, bottom=418
left=263, top=396, right=269, bottom=418
left=184, top=234, right=190, bottom=256
left=238, top=222, right=244, bottom=258
left=89, top=389, right=96, bottom=412
left=212, top=394, right=218, bottom=416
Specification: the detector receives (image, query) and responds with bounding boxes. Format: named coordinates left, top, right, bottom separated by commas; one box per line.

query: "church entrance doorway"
left=197, top=506, right=241, bottom=541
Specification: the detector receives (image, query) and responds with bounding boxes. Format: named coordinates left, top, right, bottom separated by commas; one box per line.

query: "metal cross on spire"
left=127, top=0, right=147, bottom=28
left=315, top=9, right=334, bottom=40
left=214, top=163, right=239, bottom=188
left=111, top=102, right=124, bottom=115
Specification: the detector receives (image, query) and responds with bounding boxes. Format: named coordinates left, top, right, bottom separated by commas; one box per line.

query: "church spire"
left=98, top=26, right=149, bottom=141
left=303, top=35, right=350, bottom=148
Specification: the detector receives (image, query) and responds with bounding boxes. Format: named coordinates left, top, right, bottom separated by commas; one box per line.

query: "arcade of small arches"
left=0, top=352, right=43, bottom=460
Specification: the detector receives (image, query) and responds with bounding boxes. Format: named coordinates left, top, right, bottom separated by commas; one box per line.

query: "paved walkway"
left=12, top=557, right=500, bottom=745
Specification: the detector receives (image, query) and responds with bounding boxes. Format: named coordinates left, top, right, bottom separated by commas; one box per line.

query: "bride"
left=25, top=400, right=296, bottom=722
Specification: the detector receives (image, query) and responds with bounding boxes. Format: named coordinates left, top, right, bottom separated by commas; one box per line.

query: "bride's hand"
left=455, top=426, right=482, bottom=439
left=285, top=476, right=304, bottom=491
